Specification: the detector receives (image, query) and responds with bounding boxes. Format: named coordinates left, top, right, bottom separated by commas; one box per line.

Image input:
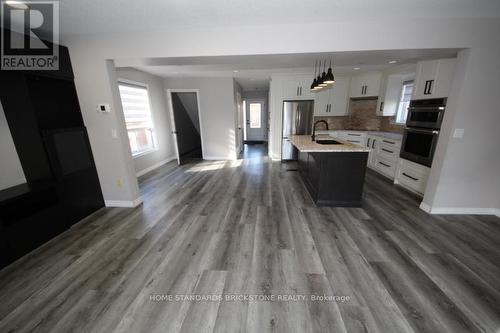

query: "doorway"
left=244, top=100, right=267, bottom=143
left=167, top=90, right=203, bottom=164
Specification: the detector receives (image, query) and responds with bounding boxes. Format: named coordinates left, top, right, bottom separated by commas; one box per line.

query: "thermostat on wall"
left=97, top=104, right=111, bottom=113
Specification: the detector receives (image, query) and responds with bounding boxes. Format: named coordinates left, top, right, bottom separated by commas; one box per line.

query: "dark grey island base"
left=297, top=150, right=369, bottom=207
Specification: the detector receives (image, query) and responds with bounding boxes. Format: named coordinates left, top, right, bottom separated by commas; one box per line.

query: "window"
left=395, top=81, right=414, bottom=124
left=118, top=83, right=157, bottom=156
left=249, top=103, right=261, bottom=128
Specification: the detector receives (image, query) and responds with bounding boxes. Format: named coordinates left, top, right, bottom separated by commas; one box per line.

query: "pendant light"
left=315, top=60, right=324, bottom=89
left=310, top=60, right=319, bottom=91
left=324, top=59, right=335, bottom=84
left=319, top=60, right=328, bottom=87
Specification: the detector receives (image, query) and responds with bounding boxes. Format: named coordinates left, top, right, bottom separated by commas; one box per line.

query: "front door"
left=245, top=101, right=265, bottom=142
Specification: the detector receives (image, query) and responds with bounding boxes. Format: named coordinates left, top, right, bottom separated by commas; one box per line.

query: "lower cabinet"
left=297, top=151, right=368, bottom=206
left=395, top=158, right=430, bottom=195
left=367, top=134, right=401, bottom=180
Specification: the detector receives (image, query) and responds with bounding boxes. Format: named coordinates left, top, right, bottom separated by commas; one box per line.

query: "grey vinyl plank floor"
left=1, top=144, right=499, bottom=333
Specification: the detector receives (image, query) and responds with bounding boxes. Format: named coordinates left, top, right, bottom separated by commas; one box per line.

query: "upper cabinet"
left=376, top=74, right=406, bottom=116
left=282, top=75, right=314, bottom=100
left=413, top=58, right=456, bottom=100
left=349, top=71, right=382, bottom=98
left=313, top=77, right=350, bottom=117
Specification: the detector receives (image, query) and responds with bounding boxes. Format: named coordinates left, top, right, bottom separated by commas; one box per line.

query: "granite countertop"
left=289, top=135, right=370, bottom=153
left=314, top=129, right=403, bottom=141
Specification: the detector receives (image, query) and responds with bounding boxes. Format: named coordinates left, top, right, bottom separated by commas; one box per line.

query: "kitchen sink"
left=315, top=139, right=342, bottom=145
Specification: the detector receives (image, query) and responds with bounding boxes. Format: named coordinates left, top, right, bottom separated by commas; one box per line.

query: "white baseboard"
left=419, top=202, right=500, bottom=217
left=136, top=156, right=176, bottom=177
left=105, top=197, right=143, bottom=208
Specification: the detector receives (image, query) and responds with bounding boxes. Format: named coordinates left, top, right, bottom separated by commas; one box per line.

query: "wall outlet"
left=97, top=104, right=111, bottom=113
left=117, top=178, right=124, bottom=187
left=453, top=128, right=465, bottom=138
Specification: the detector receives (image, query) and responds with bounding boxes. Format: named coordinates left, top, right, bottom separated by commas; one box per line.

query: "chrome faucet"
left=311, top=120, right=329, bottom=141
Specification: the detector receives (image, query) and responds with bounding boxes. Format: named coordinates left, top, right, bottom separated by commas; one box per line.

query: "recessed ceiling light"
left=388, top=60, right=398, bottom=64
left=5, top=1, right=29, bottom=9
left=233, top=70, right=239, bottom=73
left=353, top=67, right=360, bottom=70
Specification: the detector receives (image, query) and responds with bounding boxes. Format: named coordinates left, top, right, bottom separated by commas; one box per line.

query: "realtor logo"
left=1, top=1, right=59, bottom=70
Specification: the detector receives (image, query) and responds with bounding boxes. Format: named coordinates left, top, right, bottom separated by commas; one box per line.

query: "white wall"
left=164, top=77, right=237, bottom=160
left=63, top=18, right=500, bottom=213
left=116, top=67, right=176, bottom=176
left=0, top=100, right=26, bottom=190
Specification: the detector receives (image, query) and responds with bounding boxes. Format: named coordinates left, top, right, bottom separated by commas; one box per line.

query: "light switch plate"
left=453, top=128, right=464, bottom=138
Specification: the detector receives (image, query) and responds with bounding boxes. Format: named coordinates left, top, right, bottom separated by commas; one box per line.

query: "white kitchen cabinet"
left=413, top=58, right=456, bottom=100
left=283, top=75, right=314, bottom=100
left=330, top=77, right=350, bottom=116
left=313, top=77, right=350, bottom=117
left=343, top=131, right=366, bottom=146
left=376, top=74, right=403, bottom=116
left=349, top=72, right=382, bottom=98
left=313, top=87, right=332, bottom=117
left=366, top=134, right=402, bottom=180
left=395, top=158, right=430, bottom=195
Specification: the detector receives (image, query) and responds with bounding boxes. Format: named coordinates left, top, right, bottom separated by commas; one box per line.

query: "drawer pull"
left=348, top=133, right=362, bottom=136
left=378, top=161, right=391, bottom=168
left=402, top=173, right=419, bottom=181
left=381, top=148, right=393, bottom=154
left=347, top=140, right=360, bottom=143
left=383, top=140, right=396, bottom=144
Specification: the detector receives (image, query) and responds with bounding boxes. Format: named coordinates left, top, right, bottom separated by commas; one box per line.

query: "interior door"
left=245, top=101, right=265, bottom=141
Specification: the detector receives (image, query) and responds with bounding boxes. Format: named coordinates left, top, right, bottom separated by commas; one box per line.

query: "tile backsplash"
left=314, top=98, right=404, bottom=133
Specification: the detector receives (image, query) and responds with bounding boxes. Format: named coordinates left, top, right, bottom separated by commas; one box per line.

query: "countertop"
left=289, top=135, right=370, bottom=153
left=315, top=130, right=403, bottom=140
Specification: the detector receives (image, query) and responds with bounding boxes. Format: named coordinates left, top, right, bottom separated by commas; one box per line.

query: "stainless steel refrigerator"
left=281, top=100, right=314, bottom=160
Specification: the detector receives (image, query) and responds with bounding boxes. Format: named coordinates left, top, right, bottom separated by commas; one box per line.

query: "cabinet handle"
left=297, top=87, right=299, bottom=96
left=329, top=104, right=332, bottom=112
left=347, top=140, right=360, bottom=143
left=424, top=80, right=434, bottom=95
left=383, top=140, right=395, bottom=144
left=372, top=139, right=376, bottom=148
left=348, top=133, right=361, bottom=136
left=300, top=86, right=302, bottom=96
left=367, top=138, right=371, bottom=147
left=402, top=172, right=419, bottom=181
left=427, top=80, right=434, bottom=95
left=378, top=161, right=391, bottom=168
left=380, top=101, right=384, bottom=112
left=381, top=148, right=393, bottom=153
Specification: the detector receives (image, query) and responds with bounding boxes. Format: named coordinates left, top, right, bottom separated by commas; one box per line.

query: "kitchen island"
left=289, top=135, right=370, bottom=207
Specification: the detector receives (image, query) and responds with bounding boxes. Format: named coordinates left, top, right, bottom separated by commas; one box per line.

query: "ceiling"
left=54, top=0, right=500, bottom=36
left=120, top=49, right=460, bottom=91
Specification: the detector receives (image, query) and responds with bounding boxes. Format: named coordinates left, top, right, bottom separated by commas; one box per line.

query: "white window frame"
left=118, top=79, right=158, bottom=158
left=395, top=80, right=414, bottom=125
left=249, top=102, right=262, bottom=129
